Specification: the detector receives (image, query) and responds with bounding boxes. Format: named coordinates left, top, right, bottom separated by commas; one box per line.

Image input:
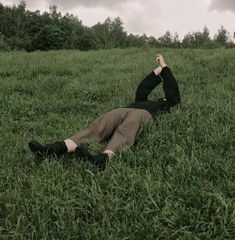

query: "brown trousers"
left=69, top=108, right=153, bottom=152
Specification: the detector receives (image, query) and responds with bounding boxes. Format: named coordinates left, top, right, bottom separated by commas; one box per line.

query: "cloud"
left=119, top=0, right=162, bottom=37
left=209, top=0, right=235, bottom=12
left=47, top=0, right=131, bottom=10
left=46, top=0, right=162, bottom=37
left=1, top=0, right=133, bottom=11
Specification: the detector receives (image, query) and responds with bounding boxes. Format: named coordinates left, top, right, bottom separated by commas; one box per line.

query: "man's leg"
left=103, top=109, right=153, bottom=155
left=28, top=108, right=130, bottom=158
left=67, top=108, right=130, bottom=148
left=75, top=108, right=153, bottom=167
left=64, top=139, right=78, bottom=153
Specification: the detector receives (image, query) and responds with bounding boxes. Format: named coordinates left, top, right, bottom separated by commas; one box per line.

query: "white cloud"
left=48, top=0, right=134, bottom=10
left=115, top=0, right=162, bottom=36
left=68, top=0, right=163, bottom=37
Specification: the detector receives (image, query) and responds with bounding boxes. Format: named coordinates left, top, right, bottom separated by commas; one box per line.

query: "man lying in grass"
left=28, top=54, right=180, bottom=170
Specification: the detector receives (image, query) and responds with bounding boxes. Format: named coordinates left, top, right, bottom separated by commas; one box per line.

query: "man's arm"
left=135, top=71, right=162, bottom=102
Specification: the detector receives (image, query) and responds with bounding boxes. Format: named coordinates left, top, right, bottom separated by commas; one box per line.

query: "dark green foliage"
left=0, top=48, right=234, bottom=239
left=92, top=17, right=127, bottom=49
left=79, top=27, right=98, bottom=51
left=158, top=31, right=173, bottom=47
left=181, top=26, right=213, bottom=49
left=214, top=26, right=229, bottom=46
left=32, top=25, right=64, bottom=51
left=0, top=33, right=9, bottom=51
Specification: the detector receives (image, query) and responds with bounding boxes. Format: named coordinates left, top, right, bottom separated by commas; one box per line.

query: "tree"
left=0, top=1, right=28, bottom=49
left=79, top=27, right=98, bottom=50
left=158, top=31, right=173, bottom=47
left=172, top=32, right=181, bottom=48
left=214, top=25, right=229, bottom=46
left=182, top=32, right=195, bottom=48
left=60, top=13, right=83, bottom=49
left=146, top=36, right=159, bottom=47
left=93, top=17, right=127, bottom=49
left=0, top=33, right=9, bottom=51
left=200, top=26, right=213, bottom=48
left=92, top=17, right=114, bottom=49
left=32, top=24, right=64, bottom=50
left=193, top=26, right=211, bottom=48
left=182, top=26, right=214, bottom=48
left=49, top=5, right=62, bottom=25
left=111, top=17, right=127, bottom=47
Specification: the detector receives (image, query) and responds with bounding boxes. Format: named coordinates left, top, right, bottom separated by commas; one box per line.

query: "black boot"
left=28, top=139, right=68, bottom=158
left=75, top=145, right=109, bottom=171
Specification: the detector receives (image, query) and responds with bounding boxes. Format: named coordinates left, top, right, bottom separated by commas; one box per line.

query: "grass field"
left=0, top=48, right=234, bottom=239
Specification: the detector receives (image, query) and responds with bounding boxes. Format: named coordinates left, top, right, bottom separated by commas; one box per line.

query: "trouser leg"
left=68, top=108, right=131, bottom=145
left=104, top=109, right=153, bottom=152
left=160, top=66, right=180, bottom=103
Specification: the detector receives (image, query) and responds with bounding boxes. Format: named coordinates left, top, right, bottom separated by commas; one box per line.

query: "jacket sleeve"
left=160, top=66, right=180, bottom=107
left=135, top=71, right=162, bottom=102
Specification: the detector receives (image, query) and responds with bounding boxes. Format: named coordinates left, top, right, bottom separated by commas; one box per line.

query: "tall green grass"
left=0, top=48, right=234, bottom=239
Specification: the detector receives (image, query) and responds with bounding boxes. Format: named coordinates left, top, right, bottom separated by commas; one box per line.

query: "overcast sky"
left=1, top=0, right=235, bottom=40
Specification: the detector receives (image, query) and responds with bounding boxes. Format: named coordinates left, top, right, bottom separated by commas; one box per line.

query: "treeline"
left=0, top=1, right=234, bottom=51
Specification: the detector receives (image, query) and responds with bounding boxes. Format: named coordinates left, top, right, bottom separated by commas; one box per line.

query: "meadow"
left=0, top=48, right=234, bottom=239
